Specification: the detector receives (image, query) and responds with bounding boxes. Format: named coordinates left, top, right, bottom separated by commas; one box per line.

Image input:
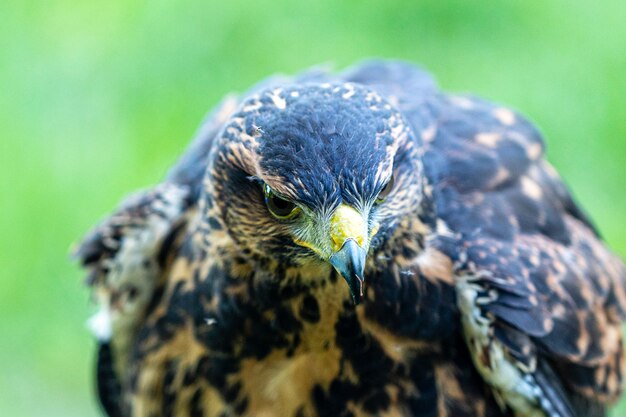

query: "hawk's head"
left=204, top=83, right=426, bottom=303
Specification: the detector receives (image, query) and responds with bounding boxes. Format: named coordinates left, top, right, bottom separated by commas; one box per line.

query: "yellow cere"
left=329, top=204, right=367, bottom=252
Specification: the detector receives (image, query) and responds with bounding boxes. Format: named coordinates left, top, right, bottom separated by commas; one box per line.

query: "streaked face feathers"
left=205, top=83, right=425, bottom=275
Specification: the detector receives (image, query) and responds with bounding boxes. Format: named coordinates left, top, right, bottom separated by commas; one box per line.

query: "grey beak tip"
left=329, top=239, right=367, bottom=305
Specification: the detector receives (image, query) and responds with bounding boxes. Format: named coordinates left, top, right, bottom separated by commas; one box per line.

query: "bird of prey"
left=75, top=60, right=626, bottom=417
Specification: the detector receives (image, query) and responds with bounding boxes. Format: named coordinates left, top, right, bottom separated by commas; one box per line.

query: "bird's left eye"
left=264, top=185, right=299, bottom=219
left=375, top=175, right=395, bottom=204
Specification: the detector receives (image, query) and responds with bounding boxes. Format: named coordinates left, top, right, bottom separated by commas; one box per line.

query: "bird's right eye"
left=264, top=185, right=300, bottom=219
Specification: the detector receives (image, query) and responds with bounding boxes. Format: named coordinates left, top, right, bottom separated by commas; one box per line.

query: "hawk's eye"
left=264, top=185, right=299, bottom=219
left=375, top=175, right=395, bottom=204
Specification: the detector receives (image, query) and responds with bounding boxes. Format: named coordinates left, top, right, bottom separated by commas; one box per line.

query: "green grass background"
left=1, top=1, right=625, bottom=416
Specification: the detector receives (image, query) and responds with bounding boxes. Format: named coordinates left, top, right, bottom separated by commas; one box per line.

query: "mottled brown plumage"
left=76, top=60, right=626, bottom=417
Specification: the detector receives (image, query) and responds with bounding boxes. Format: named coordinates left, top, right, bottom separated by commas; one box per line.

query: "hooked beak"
left=328, top=204, right=369, bottom=304
left=329, top=239, right=367, bottom=304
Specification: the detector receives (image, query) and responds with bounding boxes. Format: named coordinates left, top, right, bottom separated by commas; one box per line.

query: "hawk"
left=75, top=60, right=626, bottom=417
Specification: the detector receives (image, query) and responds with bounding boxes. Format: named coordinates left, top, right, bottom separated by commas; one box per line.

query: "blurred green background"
left=1, top=1, right=625, bottom=416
